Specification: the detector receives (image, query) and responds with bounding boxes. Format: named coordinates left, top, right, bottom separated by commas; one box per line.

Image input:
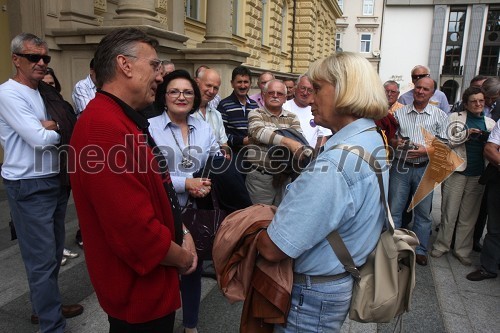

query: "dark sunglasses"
left=411, top=74, right=430, bottom=80
left=15, top=53, right=51, bottom=64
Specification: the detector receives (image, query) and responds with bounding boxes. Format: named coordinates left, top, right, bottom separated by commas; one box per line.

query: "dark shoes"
left=416, top=254, right=428, bottom=266
left=75, top=230, right=83, bottom=249
left=466, top=268, right=497, bottom=282
left=31, top=304, right=84, bottom=324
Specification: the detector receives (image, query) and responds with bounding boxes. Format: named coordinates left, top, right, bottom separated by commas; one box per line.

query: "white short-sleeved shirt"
left=488, top=120, right=500, bottom=151
left=283, top=99, right=332, bottom=147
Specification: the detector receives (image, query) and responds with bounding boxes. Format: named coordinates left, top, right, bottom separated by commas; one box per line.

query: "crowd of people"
left=0, top=27, right=499, bottom=333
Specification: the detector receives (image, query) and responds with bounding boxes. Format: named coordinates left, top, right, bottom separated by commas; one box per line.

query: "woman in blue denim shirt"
left=257, top=52, right=389, bottom=332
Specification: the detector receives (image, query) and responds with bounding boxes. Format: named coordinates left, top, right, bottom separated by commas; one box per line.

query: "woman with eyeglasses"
left=148, top=70, right=220, bottom=333
left=431, top=86, right=496, bottom=266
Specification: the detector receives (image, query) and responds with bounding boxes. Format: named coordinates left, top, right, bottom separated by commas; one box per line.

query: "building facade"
left=0, top=0, right=342, bottom=163
left=335, top=0, right=383, bottom=70
left=0, top=0, right=341, bottom=99
left=337, top=0, right=499, bottom=107
left=379, top=0, right=499, bottom=105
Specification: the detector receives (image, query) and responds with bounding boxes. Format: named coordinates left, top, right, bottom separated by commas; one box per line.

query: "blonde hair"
left=307, top=52, right=387, bottom=120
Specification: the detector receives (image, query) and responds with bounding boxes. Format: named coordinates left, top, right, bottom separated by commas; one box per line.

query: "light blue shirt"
left=148, top=112, right=220, bottom=206
left=0, top=79, right=60, bottom=180
left=267, top=118, right=388, bottom=276
left=398, top=89, right=451, bottom=114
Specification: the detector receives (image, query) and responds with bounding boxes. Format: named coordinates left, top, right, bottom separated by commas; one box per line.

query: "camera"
left=469, top=130, right=489, bottom=143
left=400, top=137, right=418, bottom=150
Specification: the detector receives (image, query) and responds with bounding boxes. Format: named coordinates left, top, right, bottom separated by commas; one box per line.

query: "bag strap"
left=325, top=144, right=394, bottom=279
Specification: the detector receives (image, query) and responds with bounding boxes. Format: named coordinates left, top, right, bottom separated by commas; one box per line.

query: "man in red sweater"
left=69, top=28, right=197, bottom=333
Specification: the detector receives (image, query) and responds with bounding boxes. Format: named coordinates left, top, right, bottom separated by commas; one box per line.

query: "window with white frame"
left=363, top=0, right=374, bottom=16
left=360, top=34, right=372, bottom=53
left=186, top=0, right=199, bottom=20
left=336, top=33, right=342, bottom=51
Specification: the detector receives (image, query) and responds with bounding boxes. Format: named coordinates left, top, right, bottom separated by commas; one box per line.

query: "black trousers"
left=480, top=184, right=500, bottom=274
left=108, top=312, right=175, bottom=333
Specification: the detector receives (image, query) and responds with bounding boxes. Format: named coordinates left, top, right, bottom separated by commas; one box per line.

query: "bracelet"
left=182, top=229, right=190, bottom=236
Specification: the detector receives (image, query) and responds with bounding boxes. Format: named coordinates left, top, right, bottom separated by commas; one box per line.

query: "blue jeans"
left=3, top=176, right=67, bottom=333
left=388, top=163, right=433, bottom=255
left=274, top=275, right=353, bottom=333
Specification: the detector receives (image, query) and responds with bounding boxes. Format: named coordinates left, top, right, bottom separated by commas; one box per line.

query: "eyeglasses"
left=411, top=74, right=430, bottom=80
left=297, top=85, right=314, bottom=94
left=167, top=89, right=195, bottom=99
left=266, top=91, right=286, bottom=98
left=385, top=90, right=400, bottom=95
left=123, top=54, right=163, bottom=73
left=15, top=53, right=51, bottom=64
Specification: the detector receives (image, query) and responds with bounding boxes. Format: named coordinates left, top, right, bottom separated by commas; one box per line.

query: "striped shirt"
left=394, top=103, right=449, bottom=163
left=72, top=75, right=96, bottom=116
left=217, top=91, right=258, bottom=149
left=247, top=107, right=302, bottom=169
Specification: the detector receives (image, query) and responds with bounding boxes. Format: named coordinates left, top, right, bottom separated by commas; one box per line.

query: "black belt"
left=403, top=160, right=428, bottom=168
left=293, top=271, right=350, bottom=284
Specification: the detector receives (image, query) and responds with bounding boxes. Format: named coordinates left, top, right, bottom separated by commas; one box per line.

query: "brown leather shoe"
left=416, top=254, right=428, bottom=266
left=30, top=304, right=84, bottom=324
left=466, top=269, right=497, bottom=281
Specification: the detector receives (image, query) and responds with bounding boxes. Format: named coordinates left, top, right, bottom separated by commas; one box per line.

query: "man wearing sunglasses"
left=0, top=33, right=83, bottom=332
left=398, top=65, right=451, bottom=114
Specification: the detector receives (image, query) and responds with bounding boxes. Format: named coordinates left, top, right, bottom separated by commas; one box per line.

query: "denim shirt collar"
left=324, top=118, right=377, bottom=150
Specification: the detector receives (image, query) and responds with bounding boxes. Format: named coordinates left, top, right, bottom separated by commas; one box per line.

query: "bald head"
left=197, top=68, right=221, bottom=106
left=413, top=77, right=435, bottom=109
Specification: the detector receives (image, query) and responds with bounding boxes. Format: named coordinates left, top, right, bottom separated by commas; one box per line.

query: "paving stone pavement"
left=0, top=185, right=498, bottom=333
